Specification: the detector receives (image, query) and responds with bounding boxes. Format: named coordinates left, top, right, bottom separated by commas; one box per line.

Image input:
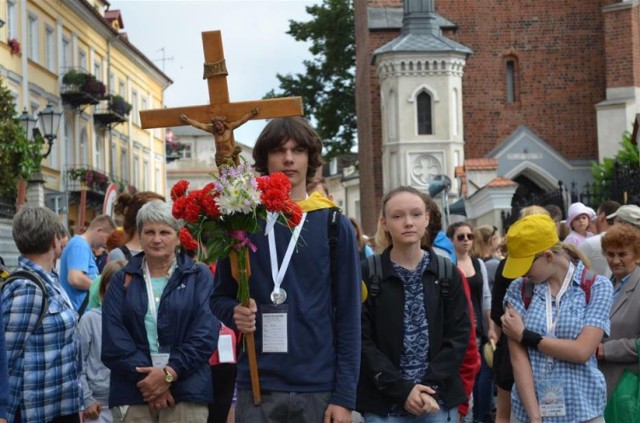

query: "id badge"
left=262, top=304, right=288, bottom=353
left=218, top=334, right=236, bottom=363
left=151, top=353, right=170, bottom=368
left=537, top=378, right=567, bottom=417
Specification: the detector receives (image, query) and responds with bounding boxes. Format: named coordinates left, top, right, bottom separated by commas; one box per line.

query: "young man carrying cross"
left=211, top=117, right=362, bottom=423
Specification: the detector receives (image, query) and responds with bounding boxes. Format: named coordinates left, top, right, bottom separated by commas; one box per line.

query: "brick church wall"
left=359, top=0, right=630, bottom=231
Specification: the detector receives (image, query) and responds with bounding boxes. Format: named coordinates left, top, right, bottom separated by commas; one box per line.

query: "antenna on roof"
left=153, top=47, right=174, bottom=72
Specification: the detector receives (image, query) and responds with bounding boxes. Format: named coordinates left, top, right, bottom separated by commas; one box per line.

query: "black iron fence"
left=577, top=162, right=640, bottom=208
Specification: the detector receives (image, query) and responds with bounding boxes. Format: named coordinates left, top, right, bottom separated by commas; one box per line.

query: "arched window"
left=417, top=91, right=432, bottom=135
left=506, top=57, right=519, bottom=103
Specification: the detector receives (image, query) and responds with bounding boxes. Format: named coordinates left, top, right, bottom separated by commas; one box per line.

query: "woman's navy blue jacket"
left=102, top=252, right=219, bottom=407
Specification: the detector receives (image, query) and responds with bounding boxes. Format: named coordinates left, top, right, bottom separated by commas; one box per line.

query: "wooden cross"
left=140, top=30, right=303, bottom=137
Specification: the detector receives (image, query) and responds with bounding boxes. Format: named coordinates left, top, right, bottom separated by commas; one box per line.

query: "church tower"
left=373, top=0, right=471, bottom=194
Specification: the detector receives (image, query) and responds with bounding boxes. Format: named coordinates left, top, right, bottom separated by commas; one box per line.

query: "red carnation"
left=171, top=180, right=189, bottom=201
left=182, top=196, right=201, bottom=223
left=179, top=228, right=199, bottom=251
left=267, top=172, right=291, bottom=192
left=284, top=200, right=304, bottom=227
left=172, top=196, right=188, bottom=219
left=201, top=191, right=221, bottom=218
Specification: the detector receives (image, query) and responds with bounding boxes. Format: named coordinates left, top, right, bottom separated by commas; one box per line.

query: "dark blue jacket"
left=211, top=208, right=362, bottom=409
left=102, top=252, right=219, bottom=407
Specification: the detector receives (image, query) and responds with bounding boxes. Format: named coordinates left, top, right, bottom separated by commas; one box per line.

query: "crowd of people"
left=0, top=116, right=638, bottom=423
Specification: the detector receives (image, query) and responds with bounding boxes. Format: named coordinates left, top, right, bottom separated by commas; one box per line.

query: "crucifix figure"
left=179, top=108, right=258, bottom=166
left=140, top=30, right=303, bottom=167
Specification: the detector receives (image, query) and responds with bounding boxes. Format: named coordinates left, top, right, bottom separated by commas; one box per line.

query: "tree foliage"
left=0, top=76, right=43, bottom=196
left=591, top=132, right=639, bottom=187
left=265, top=0, right=355, bottom=159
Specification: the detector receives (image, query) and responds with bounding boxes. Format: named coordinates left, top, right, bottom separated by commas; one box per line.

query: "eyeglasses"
left=456, top=233, right=475, bottom=242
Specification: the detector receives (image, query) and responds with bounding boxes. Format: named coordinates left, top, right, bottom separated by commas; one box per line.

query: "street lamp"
left=37, top=102, right=63, bottom=158
left=19, top=102, right=62, bottom=159
left=18, top=108, right=37, bottom=141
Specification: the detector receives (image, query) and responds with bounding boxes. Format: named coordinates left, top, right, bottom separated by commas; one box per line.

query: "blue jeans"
left=364, top=409, right=452, bottom=423
left=472, top=344, right=494, bottom=423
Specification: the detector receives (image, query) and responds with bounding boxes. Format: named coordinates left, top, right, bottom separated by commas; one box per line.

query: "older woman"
left=102, top=200, right=218, bottom=422
left=597, top=223, right=640, bottom=397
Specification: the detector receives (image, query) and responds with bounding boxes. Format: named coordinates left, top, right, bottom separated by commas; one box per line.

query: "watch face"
left=164, top=371, right=174, bottom=383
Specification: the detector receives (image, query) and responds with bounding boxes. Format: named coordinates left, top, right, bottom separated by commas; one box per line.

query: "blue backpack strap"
left=327, top=207, right=341, bottom=306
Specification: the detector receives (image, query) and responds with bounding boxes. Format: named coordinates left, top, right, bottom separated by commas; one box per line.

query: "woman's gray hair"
left=136, top=200, right=181, bottom=233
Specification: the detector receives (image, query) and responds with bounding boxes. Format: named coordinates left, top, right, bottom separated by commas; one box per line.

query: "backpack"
left=327, top=207, right=369, bottom=303
left=521, top=267, right=597, bottom=309
left=365, top=252, right=454, bottom=300
left=0, top=268, right=49, bottom=331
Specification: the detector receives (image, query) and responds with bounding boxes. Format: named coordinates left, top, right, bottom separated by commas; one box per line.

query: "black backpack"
left=365, top=252, right=454, bottom=300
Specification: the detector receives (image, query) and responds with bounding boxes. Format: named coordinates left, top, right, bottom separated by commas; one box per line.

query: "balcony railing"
left=94, top=101, right=127, bottom=126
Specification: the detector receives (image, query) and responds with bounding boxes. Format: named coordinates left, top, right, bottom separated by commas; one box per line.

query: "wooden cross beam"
left=140, top=30, right=303, bottom=132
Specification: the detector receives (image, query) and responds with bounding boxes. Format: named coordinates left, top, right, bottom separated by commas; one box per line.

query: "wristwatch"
left=163, top=367, right=174, bottom=383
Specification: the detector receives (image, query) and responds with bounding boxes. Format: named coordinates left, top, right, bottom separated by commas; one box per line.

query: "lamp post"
left=17, top=102, right=63, bottom=207
left=38, top=102, right=63, bottom=158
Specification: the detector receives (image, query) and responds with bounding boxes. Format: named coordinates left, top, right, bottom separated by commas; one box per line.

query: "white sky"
left=110, top=0, right=320, bottom=146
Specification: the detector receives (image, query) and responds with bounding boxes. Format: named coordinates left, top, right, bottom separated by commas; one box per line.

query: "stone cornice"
left=376, top=55, right=466, bottom=80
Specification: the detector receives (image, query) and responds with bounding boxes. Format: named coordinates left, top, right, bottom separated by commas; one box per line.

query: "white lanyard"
left=545, top=262, right=575, bottom=336
left=142, top=259, right=174, bottom=324
left=267, top=212, right=306, bottom=295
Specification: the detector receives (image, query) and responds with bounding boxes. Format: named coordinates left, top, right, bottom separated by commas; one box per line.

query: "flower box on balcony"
left=67, top=167, right=110, bottom=192
left=94, top=95, right=132, bottom=126
left=61, top=69, right=106, bottom=109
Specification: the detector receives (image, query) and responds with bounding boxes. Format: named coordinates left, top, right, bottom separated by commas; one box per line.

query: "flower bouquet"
left=171, top=163, right=303, bottom=404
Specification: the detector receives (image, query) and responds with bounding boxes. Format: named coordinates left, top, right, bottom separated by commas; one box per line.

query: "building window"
left=94, top=60, right=102, bottom=81
left=109, top=72, right=115, bottom=94
left=155, top=166, right=162, bottom=193
left=181, top=144, right=192, bottom=160
left=80, top=129, right=89, bottom=166
left=133, top=156, right=140, bottom=187
left=110, top=142, right=116, bottom=176
left=417, top=91, right=433, bottom=135
left=121, top=147, right=128, bottom=181
left=119, top=80, right=125, bottom=97
left=28, top=14, right=39, bottom=62
left=506, top=58, right=518, bottom=103
left=132, top=91, right=139, bottom=124
left=143, top=161, right=149, bottom=190
left=79, top=49, right=87, bottom=71
left=95, top=135, right=103, bottom=171
left=7, top=1, right=17, bottom=39
left=45, top=26, right=55, bottom=71
left=141, top=96, right=147, bottom=114
left=62, top=37, right=71, bottom=71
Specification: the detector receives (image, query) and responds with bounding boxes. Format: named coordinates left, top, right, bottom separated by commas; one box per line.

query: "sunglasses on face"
left=456, top=233, right=475, bottom=242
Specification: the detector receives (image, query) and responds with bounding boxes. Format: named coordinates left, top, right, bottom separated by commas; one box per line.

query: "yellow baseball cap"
left=502, top=214, right=559, bottom=279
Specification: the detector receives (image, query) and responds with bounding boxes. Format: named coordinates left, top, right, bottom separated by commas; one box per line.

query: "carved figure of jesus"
left=179, top=107, right=259, bottom=166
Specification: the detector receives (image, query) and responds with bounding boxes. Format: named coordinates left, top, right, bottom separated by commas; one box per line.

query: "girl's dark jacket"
left=356, top=247, right=470, bottom=415
left=102, top=252, right=219, bottom=407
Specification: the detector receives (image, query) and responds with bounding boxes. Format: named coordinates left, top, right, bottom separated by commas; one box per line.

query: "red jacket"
left=457, top=274, right=481, bottom=417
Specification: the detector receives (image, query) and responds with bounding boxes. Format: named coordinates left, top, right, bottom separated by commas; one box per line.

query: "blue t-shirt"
left=60, top=235, right=98, bottom=310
